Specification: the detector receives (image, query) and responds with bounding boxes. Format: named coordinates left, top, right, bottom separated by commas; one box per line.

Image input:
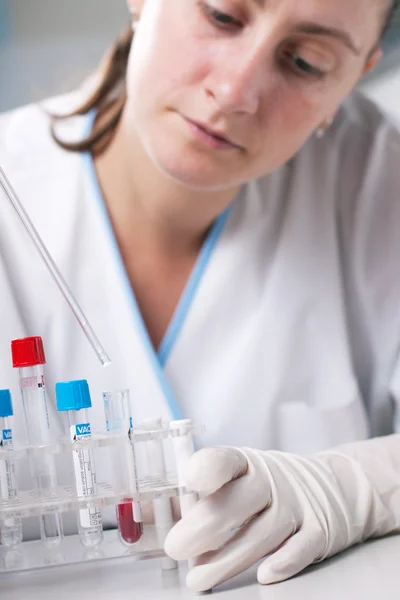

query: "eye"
left=283, top=52, right=326, bottom=79
left=200, top=2, right=243, bottom=30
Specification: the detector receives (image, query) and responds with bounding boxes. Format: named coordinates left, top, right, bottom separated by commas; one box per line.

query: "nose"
left=204, top=40, right=270, bottom=116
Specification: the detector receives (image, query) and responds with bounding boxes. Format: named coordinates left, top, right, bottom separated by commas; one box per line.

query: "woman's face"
left=126, top=0, right=385, bottom=190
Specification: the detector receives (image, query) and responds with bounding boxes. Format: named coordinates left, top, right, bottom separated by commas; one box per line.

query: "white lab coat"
left=1, top=91, right=400, bottom=538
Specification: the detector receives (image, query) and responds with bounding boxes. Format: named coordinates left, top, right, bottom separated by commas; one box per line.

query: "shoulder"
left=331, top=92, right=400, bottom=245
left=254, top=89, right=400, bottom=188
left=248, top=90, right=400, bottom=309
left=0, top=93, right=94, bottom=267
left=310, top=91, right=400, bottom=194
left=0, top=92, right=93, bottom=228
left=251, top=90, right=400, bottom=231
left=336, top=89, right=400, bottom=138
left=0, top=90, right=91, bottom=176
left=331, top=91, right=400, bottom=190
left=0, top=102, right=53, bottom=171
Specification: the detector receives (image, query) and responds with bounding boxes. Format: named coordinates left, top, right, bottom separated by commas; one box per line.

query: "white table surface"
left=2, top=535, right=400, bottom=599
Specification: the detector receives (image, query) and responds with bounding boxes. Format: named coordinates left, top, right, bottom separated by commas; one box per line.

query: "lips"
left=185, top=117, right=241, bottom=149
left=195, top=122, right=232, bottom=144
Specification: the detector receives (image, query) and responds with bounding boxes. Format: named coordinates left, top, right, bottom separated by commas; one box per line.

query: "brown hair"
left=50, top=23, right=133, bottom=156
left=51, top=2, right=399, bottom=157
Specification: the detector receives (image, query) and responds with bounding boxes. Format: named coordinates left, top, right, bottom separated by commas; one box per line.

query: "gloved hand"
left=164, top=435, right=400, bottom=592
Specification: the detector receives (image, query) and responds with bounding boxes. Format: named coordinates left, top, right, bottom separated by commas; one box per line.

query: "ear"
left=363, top=47, right=383, bottom=76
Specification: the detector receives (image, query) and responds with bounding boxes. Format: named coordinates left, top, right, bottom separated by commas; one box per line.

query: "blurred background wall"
left=0, top=0, right=127, bottom=112
left=0, top=0, right=399, bottom=118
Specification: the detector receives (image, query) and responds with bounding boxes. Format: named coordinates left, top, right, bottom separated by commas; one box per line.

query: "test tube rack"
left=0, top=419, right=199, bottom=574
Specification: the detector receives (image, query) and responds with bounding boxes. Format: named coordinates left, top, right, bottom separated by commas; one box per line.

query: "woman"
left=1, top=0, right=400, bottom=592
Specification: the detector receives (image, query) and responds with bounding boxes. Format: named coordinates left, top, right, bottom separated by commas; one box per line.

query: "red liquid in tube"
left=117, top=499, right=143, bottom=544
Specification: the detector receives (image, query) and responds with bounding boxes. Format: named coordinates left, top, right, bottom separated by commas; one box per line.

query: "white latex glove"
left=164, top=435, right=400, bottom=592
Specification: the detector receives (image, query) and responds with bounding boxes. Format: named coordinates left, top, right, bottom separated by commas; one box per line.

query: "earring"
left=316, top=117, right=334, bottom=139
left=130, top=7, right=139, bottom=32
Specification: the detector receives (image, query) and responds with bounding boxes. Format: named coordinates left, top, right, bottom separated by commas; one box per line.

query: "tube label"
left=1, top=429, right=12, bottom=448
left=0, top=429, right=21, bottom=527
left=70, top=423, right=102, bottom=529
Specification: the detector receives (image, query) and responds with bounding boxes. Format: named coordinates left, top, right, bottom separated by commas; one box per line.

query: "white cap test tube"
left=142, top=418, right=177, bottom=571
left=0, top=389, right=23, bottom=548
left=170, top=420, right=199, bottom=571
left=169, top=420, right=198, bottom=517
left=11, top=336, right=63, bottom=548
left=56, top=379, right=103, bottom=548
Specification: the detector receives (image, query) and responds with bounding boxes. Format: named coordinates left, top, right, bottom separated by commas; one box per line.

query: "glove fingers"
left=165, top=472, right=270, bottom=560
left=257, top=527, right=324, bottom=585
left=185, top=447, right=249, bottom=495
left=185, top=510, right=295, bottom=593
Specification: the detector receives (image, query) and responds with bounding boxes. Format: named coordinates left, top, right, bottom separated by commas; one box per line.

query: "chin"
left=164, top=167, right=233, bottom=191
left=151, top=148, right=242, bottom=191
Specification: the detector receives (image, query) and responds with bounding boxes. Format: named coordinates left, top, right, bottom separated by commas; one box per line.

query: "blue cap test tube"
left=56, top=380, right=103, bottom=548
left=0, top=389, right=23, bottom=547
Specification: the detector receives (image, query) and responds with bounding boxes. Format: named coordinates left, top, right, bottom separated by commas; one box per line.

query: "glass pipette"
left=0, top=164, right=111, bottom=367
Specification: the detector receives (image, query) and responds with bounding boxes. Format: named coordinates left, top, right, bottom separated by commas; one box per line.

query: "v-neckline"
left=81, top=113, right=233, bottom=419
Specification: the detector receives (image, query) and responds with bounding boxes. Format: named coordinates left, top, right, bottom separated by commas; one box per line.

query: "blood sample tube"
left=103, top=390, right=142, bottom=545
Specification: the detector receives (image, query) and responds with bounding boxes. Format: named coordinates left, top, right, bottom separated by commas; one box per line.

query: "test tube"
left=11, top=336, right=63, bottom=548
left=56, top=379, right=103, bottom=548
left=142, top=418, right=177, bottom=571
left=103, top=390, right=143, bottom=545
left=169, top=420, right=198, bottom=516
left=0, top=389, right=23, bottom=548
left=170, top=420, right=199, bottom=569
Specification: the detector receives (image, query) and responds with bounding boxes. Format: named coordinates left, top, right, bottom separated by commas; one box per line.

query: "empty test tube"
left=170, top=420, right=198, bottom=516
left=56, top=380, right=103, bottom=548
left=11, top=336, right=63, bottom=548
left=103, top=390, right=143, bottom=545
left=142, top=418, right=177, bottom=571
left=170, top=420, right=199, bottom=570
left=0, top=389, right=23, bottom=548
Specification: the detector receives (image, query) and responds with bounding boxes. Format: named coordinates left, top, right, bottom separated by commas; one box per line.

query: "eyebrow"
left=249, top=1, right=361, bottom=56
left=294, top=22, right=361, bottom=56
